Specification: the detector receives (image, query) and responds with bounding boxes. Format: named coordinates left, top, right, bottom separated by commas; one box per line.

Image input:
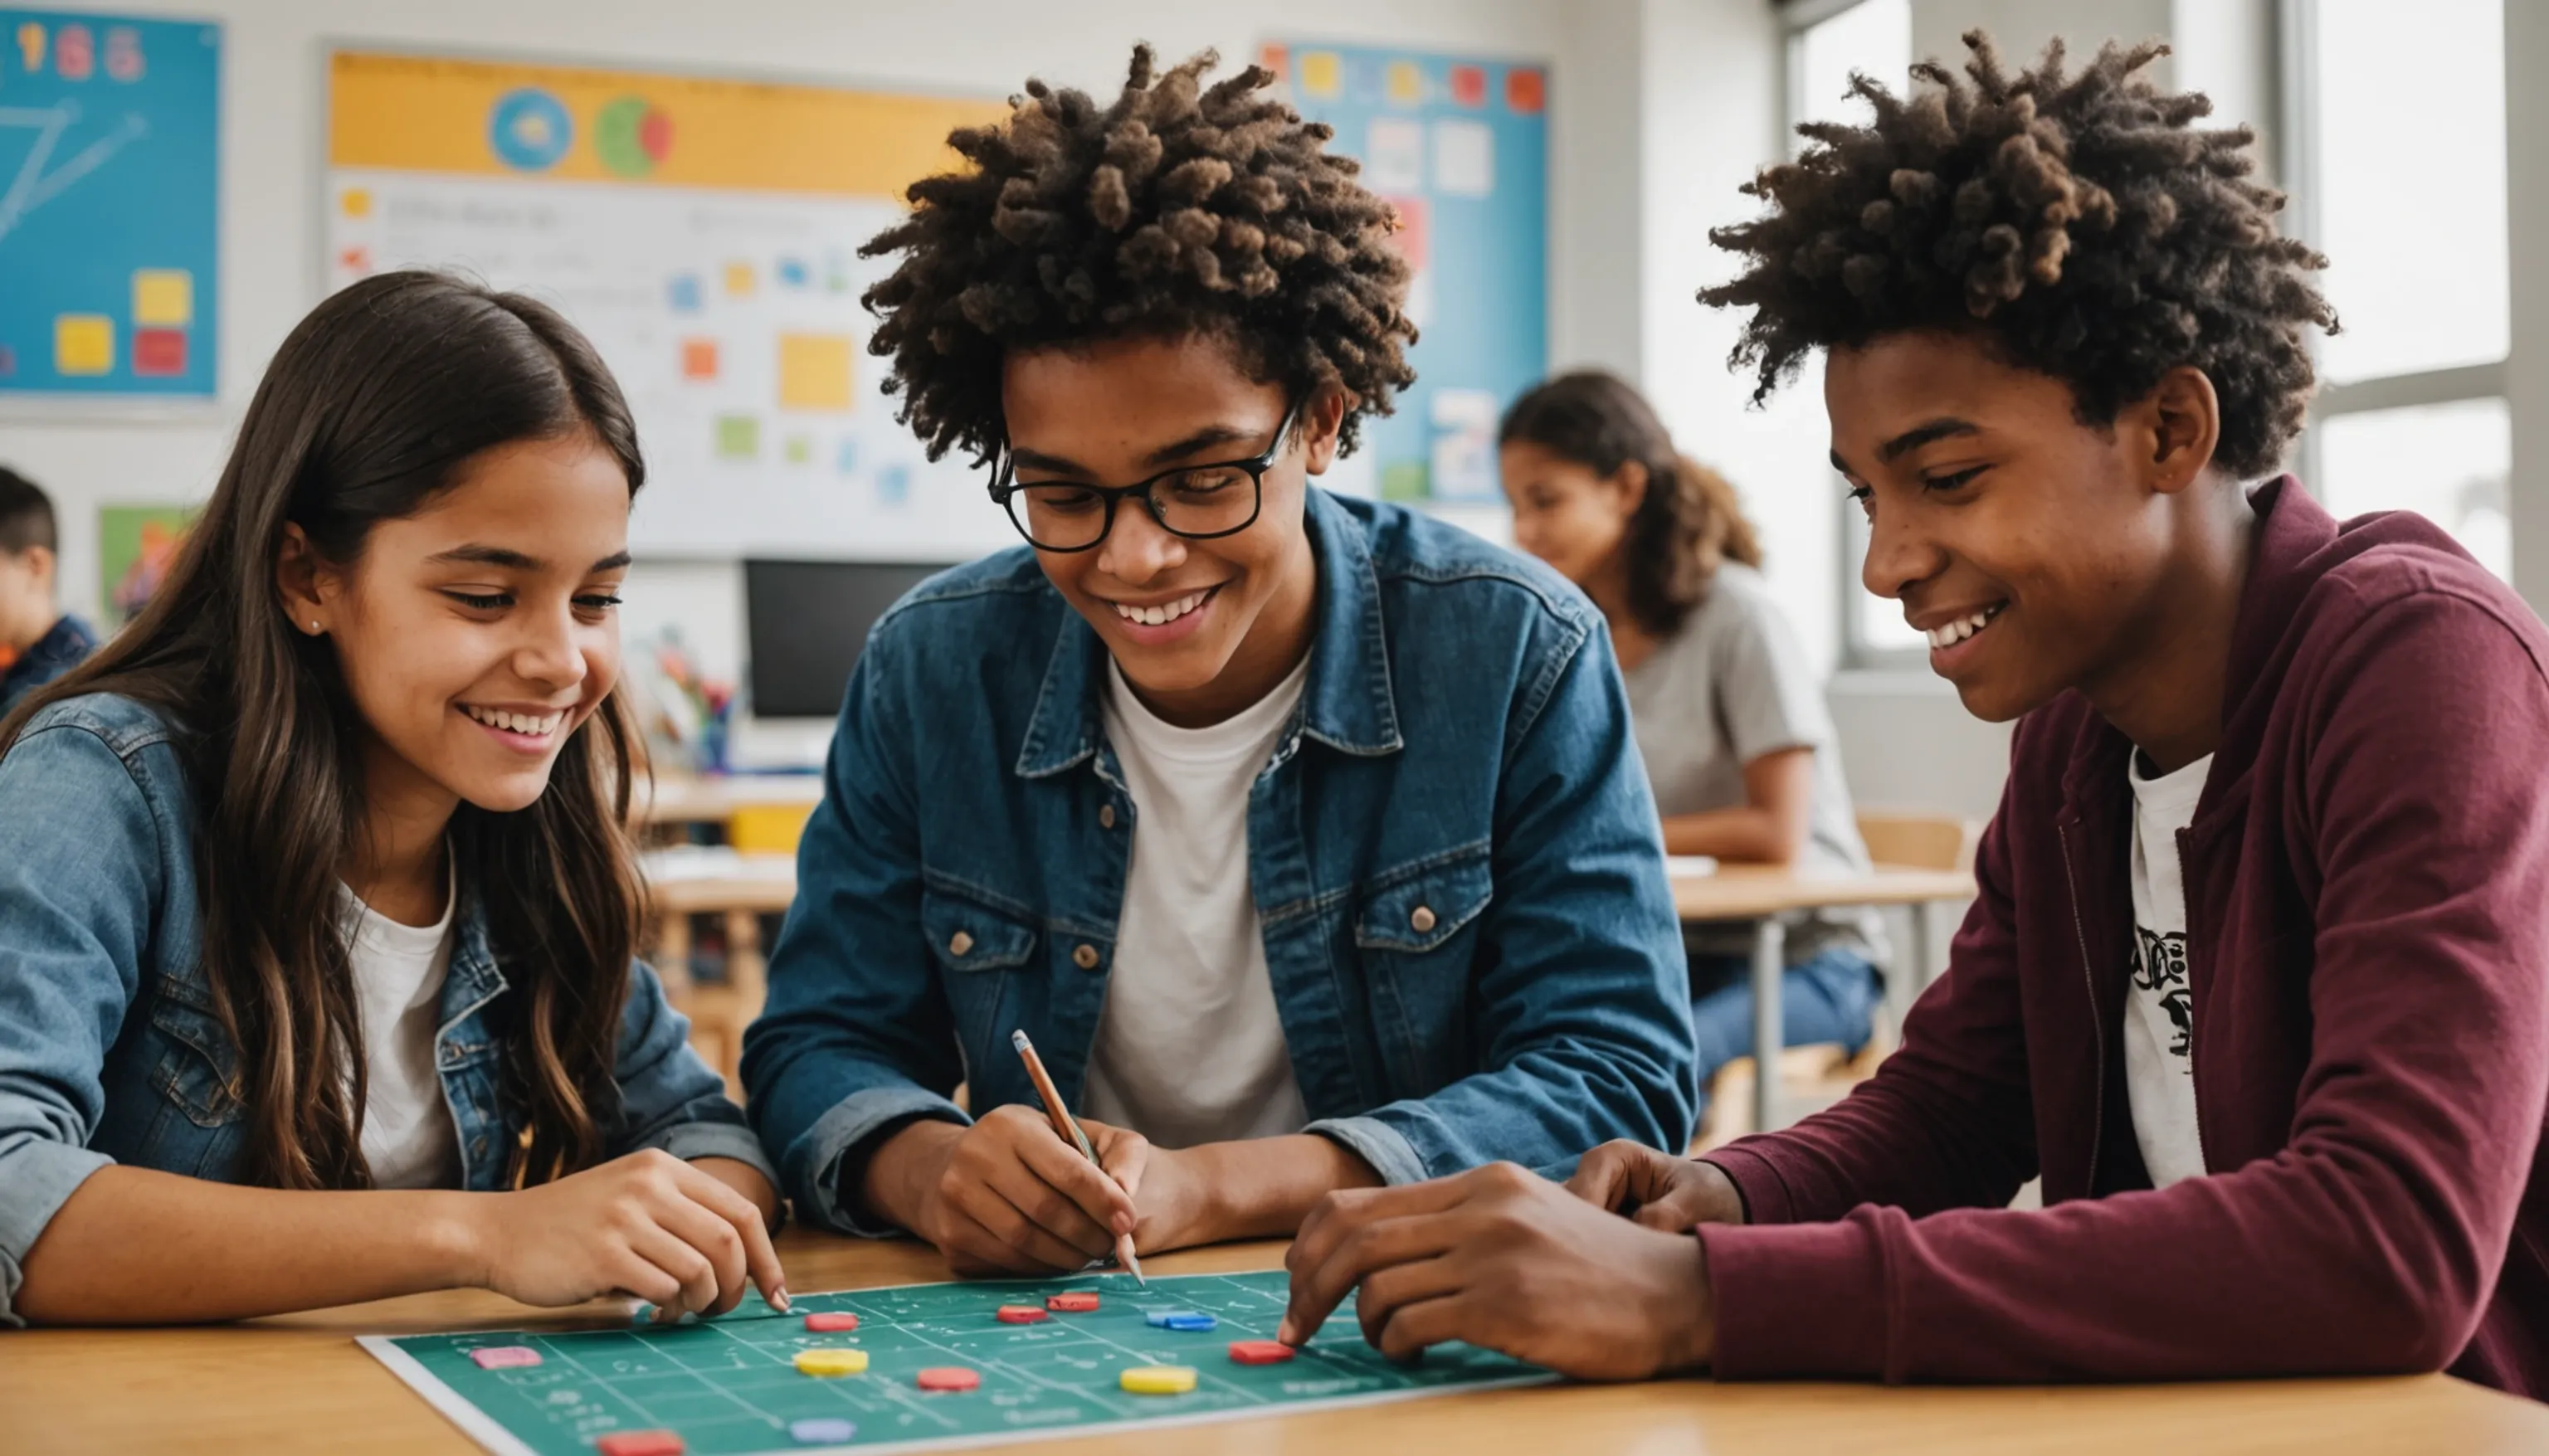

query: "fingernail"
left=772, top=1287, right=792, bottom=1312
left=1276, top=1319, right=1297, bottom=1345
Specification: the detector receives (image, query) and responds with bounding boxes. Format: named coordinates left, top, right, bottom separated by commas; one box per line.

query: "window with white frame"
left=1781, top=0, right=1923, bottom=664
left=2287, top=0, right=2511, bottom=578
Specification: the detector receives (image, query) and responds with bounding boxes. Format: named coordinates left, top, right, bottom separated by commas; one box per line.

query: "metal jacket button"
left=1410, top=905, right=1437, bottom=933
left=949, top=931, right=974, bottom=957
left=1072, top=943, right=1101, bottom=971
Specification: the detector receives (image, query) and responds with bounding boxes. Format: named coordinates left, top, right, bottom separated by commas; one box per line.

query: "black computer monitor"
left=743, top=559, right=956, bottom=719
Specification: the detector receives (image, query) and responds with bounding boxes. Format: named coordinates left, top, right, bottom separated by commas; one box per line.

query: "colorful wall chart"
left=326, top=51, right=1005, bottom=558
left=96, top=502, right=197, bottom=625
left=0, top=9, right=220, bottom=401
left=1260, top=41, right=1548, bottom=503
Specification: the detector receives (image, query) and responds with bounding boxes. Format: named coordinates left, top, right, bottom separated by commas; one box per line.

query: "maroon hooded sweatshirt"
left=1698, top=480, right=2549, bottom=1397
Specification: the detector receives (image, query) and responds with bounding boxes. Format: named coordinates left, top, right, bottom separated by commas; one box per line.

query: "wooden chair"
left=1692, top=809, right=1981, bottom=1151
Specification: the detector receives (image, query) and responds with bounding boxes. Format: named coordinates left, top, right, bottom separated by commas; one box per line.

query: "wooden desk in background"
left=8, top=1231, right=2542, bottom=1455
left=1674, top=863, right=1977, bottom=1134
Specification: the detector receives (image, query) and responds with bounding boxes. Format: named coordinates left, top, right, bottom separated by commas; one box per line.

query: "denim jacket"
left=0, top=613, right=99, bottom=714
left=743, top=489, right=1696, bottom=1234
left=0, top=693, right=773, bottom=1327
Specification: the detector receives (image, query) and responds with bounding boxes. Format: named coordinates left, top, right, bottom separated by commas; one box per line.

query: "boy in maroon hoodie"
left=1275, top=33, right=2549, bottom=1397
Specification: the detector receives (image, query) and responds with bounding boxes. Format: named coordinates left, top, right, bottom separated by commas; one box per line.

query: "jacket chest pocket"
left=148, top=983, right=246, bottom=1131
left=1353, top=847, right=1494, bottom=1090
left=922, top=889, right=1041, bottom=1059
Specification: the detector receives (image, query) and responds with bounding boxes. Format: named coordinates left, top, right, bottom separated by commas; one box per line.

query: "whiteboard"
left=323, top=48, right=1011, bottom=559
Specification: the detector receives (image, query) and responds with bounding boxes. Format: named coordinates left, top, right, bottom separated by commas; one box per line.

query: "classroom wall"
left=0, top=0, right=1661, bottom=688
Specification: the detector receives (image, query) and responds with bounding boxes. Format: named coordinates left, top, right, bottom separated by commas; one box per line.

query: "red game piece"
left=1045, top=1292, right=1101, bottom=1312
left=596, top=1432, right=685, bottom=1456
left=995, top=1304, right=1048, bottom=1324
left=1228, top=1340, right=1297, bottom=1366
left=915, top=1366, right=981, bottom=1393
left=802, top=1312, right=860, bottom=1333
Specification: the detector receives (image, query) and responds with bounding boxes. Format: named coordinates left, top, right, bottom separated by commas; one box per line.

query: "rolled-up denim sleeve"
left=0, top=723, right=162, bottom=1327
left=1310, top=616, right=1697, bottom=1180
left=607, top=961, right=779, bottom=1183
left=741, top=635, right=969, bottom=1237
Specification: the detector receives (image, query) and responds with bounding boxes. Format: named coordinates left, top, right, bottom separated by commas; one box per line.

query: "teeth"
left=1114, top=590, right=1208, bottom=627
left=464, top=705, right=564, bottom=736
left=1925, top=606, right=2002, bottom=650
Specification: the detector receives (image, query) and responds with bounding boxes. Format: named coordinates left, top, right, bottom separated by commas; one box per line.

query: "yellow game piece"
left=1119, top=1365, right=1197, bottom=1395
left=794, top=1347, right=870, bottom=1377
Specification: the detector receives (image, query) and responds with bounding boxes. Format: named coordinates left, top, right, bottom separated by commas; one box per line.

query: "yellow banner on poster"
left=328, top=50, right=1005, bottom=198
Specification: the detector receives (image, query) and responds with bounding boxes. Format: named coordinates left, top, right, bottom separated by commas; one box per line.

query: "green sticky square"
left=1381, top=460, right=1431, bottom=501
left=784, top=434, right=811, bottom=465
left=714, top=414, right=760, bottom=460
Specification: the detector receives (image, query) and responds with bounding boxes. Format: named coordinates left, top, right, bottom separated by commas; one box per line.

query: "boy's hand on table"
left=864, top=1106, right=1145, bottom=1278
left=463, top=1148, right=787, bottom=1322
left=1566, top=1142, right=1747, bottom=1230
left=1278, top=1162, right=1715, bottom=1381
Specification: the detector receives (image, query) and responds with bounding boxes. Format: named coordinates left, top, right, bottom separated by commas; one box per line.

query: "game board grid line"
left=701, top=1315, right=967, bottom=1434
left=880, top=1304, right=1158, bottom=1423
left=539, top=1331, right=682, bottom=1442
left=1052, top=1307, right=1278, bottom=1410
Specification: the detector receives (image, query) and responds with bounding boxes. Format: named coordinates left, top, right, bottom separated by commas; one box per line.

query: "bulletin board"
left=324, top=49, right=1008, bottom=559
left=1258, top=40, right=1548, bottom=504
left=0, top=8, right=221, bottom=402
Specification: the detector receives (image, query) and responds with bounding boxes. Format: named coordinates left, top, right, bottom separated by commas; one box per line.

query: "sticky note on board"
left=1365, top=118, right=1425, bottom=192
left=54, top=314, right=113, bottom=375
left=724, top=261, right=756, bottom=298
left=680, top=338, right=719, bottom=381
left=1432, top=119, right=1494, bottom=197
left=778, top=334, right=854, bottom=412
left=714, top=414, right=760, bottom=460
left=1300, top=51, right=1341, bottom=98
left=1384, top=194, right=1430, bottom=273
left=1450, top=65, right=1487, bottom=108
left=133, top=329, right=186, bottom=377
left=1505, top=67, right=1547, bottom=114
left=1386, top=60, right=1425, bottom=106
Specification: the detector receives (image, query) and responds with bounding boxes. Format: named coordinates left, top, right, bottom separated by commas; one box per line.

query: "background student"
left=1500, top=372, right=1887, bottom=1117
left=0, top=272, right=785, bottom=1327
left=0, top=466, right=99, bottom=713
left=743, top=47, right=1695, bottom=1277
left=1277, top=34, right=2549, bottom=1398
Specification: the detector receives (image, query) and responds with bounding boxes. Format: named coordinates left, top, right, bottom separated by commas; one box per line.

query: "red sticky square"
left=1257, top=43, right=1289, bottom=80
left=1384, top=195, right=1430, bottom=274
left=133, top=329, right=186, bottom=377
left=1505, top=67, right=1546, bottom=114
left=681, top=338, right=719, bottom=380
left=1450, top=65, right=1487, bottom=108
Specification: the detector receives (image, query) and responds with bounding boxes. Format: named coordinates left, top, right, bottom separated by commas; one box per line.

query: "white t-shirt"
left=340, top=879, right=463, bottom=1191
left=2125, top=750, right=2210, bottom=1187
left=1080, top=652, right=1313, bottom=1149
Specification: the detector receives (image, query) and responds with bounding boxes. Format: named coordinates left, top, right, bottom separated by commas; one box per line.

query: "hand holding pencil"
left=1012, top=1030, right=1147, bottom=1284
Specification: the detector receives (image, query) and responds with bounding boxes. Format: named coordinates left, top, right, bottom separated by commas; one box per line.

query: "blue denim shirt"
left=0, top=693, right=774, bottom=1327
left=0, top=614, right=98, bottom=714
left=743, top=489, right=1695, bottom=1234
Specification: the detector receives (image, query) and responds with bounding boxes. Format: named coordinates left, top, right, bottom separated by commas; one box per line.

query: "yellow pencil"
left=1011, top=1029, right=1145, bottom=1285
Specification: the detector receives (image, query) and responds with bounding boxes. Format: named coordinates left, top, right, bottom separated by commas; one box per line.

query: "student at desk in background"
left=0, top=273, right=784, bottom=1328
left=743, top=46, right=1695, bottom=1277
left=0, top=467, right=100, bottom=714
left=1500, top=372, right=1888, bottom=1123
left=1279, top=33, right=2549, bottom=1399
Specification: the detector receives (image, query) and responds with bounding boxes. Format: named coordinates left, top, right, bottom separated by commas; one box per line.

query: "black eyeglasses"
left=987, top=399, right=1300, bottom=553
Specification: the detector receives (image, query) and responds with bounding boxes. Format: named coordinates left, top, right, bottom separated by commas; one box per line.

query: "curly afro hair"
left=1701, top=32, right=2336, bottom=478
left=860, top=45, right=1419, bottom=465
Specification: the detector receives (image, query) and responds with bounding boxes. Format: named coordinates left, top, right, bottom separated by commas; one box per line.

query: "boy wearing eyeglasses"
left=742, top=47, right=1696, bottom=1275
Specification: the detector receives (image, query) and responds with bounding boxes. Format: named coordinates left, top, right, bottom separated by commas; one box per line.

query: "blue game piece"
left=1146, top=1309, right=1216, bottom=1331
left=790, top=1417, right=857, bottom=1445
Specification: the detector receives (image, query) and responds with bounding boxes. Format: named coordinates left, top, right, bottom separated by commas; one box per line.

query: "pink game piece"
left=995, top=1304, right=1048, bottom=1324
left=595, top=1433, right=684, bottom=1456
left=802, top=1312, right=860, bottom=1333
left=1046, top=1292, right=1100, bottom=1312
left=915, top=1366, right=981, bottom=1393
left=468, top=1345, right=543, bottom=1371
left=1228, top=1340, right=1297, bottom=1366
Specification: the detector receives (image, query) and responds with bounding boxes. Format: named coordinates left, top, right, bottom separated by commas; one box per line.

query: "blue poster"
left=1262, top=41, right=1548, bottom=502
left=0, top=9, right=219, bottom=399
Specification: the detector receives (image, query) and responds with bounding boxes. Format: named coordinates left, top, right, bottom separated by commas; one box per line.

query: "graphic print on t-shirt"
left=2128, top=924, right=2192, bottom=1058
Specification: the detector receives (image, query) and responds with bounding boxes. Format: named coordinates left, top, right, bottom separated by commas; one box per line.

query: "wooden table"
left=9, top=1231, right=2542, bottom=1455
left=1671, top=863, right=1978, bottom=1133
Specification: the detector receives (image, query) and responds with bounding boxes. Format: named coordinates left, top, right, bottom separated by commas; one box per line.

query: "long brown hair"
left=0, top=271, right=649, bottom=1191
left=1499, top=370, right=1762, bottom=639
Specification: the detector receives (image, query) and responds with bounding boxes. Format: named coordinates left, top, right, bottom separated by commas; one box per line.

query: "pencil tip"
left=1011, top=1030, right=1031, bottom=1051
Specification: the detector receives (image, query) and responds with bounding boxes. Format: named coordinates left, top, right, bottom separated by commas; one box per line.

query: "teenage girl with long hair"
left=1499, top=370, right=1888, bottom=1120
left=0, top=271, right=787, bottom=1325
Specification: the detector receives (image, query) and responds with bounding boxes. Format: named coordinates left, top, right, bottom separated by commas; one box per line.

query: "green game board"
left=363, top=1269, right=1556, bottom=1454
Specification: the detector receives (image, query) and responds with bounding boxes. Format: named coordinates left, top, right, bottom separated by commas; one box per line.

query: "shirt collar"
left=1014, top=486, right=1403, bottom=779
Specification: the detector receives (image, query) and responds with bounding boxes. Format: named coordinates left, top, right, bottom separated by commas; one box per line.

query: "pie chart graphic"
left=596, top=95, right=673, bottom=178
left=488, top=88, right=572, bottom=172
